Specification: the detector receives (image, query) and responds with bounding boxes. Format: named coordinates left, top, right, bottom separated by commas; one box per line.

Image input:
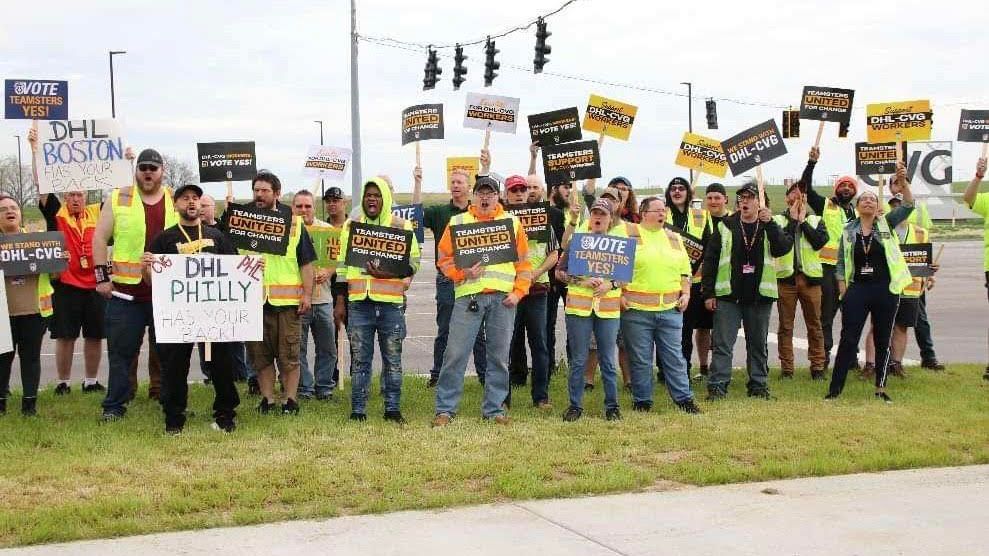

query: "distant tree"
left=0, top=155, right=37, bottom=208
left=162, top=155, right=198, bottom=189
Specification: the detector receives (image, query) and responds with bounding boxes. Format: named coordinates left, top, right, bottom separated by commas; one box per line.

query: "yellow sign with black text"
left=866, top=100, right=933, bottom=143
left=675, top=132, right=728, bottom=178
left=582, top=94, right=638, bottom=141
left=446, top=157, right=479, bottom=191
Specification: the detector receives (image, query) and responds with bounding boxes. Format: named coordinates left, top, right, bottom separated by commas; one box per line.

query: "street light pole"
left=109, top=50, right=127, bottom=118
left=315, top=120, right=325, bottom=220
left=350, top=0, right=363, bottom=203
left=13, top=135, right=24, bottom=207
left=681, top=81, right=693, bottom=184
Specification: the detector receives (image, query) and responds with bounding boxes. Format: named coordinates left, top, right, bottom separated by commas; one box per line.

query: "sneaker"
left=316, top=391, right=333, bottom=401
left=562, top=406, right=582, bottom=422
left=632, top=401, right=652, bottom=412
left=82, top=382, right=105, bottom=393
left=747, top=388, right=772, bottom=400
left=781, top=370, right=794, bottom=379
left=491, top=414, right=511, bottom=425
left=349, top=412, right=367, bottom=422
left=54, top=383, right=71, bottom=396
left=431, top=413, right=452, bottom=427
left=706, top=389, right=726, bottom=402
left=21, top=397, right=37, bottom=417
left=605, top=408, right=622, bottom=421
left=247, top=377, right=261, bottom=396
left=100, top=411, right=122, bottom=423
left=875, top=391, right=893, bottom=404
left=257, top=398, right=275, bottom=415
left=920, top=359, right=945, bottom=371
left=297, top=391, right=314, bottom=400
left=165, top=426, right=183, bottom=436
left=427, top=377, right=438, bottom=388
left=282, top=399, right=300, bottom=415
left=383, top=410, right=405, bottom=424
left=811, top=370, right=826, bottom=381
left=584, top=382, right=595, bottom=391
left=535, top=400, right=553, bottom=411
left=676, top=399, right=702, bottom=414
left=211, top=420, right=236, bottom=433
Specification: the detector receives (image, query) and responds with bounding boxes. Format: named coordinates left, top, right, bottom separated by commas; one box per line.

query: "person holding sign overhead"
left=0, top=194, right=55, bottom=416
left=702, top=183, right=792, bottom=400
left=336, top=177, right=420, bottom=423
left=826, top=172, right=915, bottom=403
left=432, top=176, right=533, bottom=426
left=143, top=184, right=241, bottom=434
left=962, top=156, right=989, bottom=381
left=92, top=147, right=178, bottom=421
left=621, top=196, right=702, bottom=414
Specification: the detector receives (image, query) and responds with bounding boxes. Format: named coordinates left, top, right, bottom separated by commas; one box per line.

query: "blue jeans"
left=565, top=314, right=619, bottom=410
left=508, top=291, right=550, bottom=404
left=435, top=292, right=516, bottom=418
left=431, top=274, right=487, bottom=380
left=348, top=300, right=405, bottom=413
left=102, top=297, right=156, bottom=416
left=299, top=303, right=337, bottom=395
left=622, top=309, right=694, bottom=405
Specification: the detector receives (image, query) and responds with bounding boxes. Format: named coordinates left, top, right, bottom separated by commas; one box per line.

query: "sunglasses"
left=669, top=185, right=687, bottom=192
left=138, top=164, right=159, bottom=172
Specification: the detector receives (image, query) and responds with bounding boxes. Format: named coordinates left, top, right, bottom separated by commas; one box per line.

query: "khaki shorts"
left=248, top=305, right=301, bottom=374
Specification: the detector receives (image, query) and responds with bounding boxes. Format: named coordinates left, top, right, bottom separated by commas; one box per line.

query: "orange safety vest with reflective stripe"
left=110, top=187, right=178, bottom=284
left=896, top=223, right=928, bottom=298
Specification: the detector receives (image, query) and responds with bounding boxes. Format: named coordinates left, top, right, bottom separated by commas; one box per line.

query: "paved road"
left=10, top=239, right=988, bottom=390
left=5, top=465, right=987, bottom=555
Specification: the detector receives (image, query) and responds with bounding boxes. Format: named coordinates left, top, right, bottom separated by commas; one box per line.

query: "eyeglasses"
left=668, top=185, right=687, bottom=192
left=138, top=164, right=159, bottom=172
left=476, top=190, right=498, bottom=198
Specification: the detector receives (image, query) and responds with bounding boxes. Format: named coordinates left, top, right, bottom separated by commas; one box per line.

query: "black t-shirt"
left=738, top=221, right=761, bottom=303
left=852, top=232, right=890, bottom=283
left=150, top=223, right=238, bottom=255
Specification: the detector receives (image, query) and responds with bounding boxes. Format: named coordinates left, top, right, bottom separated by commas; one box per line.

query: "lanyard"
left=178, top=223, right=203, bottom=253
left=859, top=231, right=874, bottom=256
left=739, top=221, right=760, bottom=260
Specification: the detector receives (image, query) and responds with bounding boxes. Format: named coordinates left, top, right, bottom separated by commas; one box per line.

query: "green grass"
left=1, top=365, right=987, bottom=547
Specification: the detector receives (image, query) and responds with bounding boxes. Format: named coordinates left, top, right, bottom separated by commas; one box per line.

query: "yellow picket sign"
left=446, top=156, right=479, bottom=190
left=674, top=131, right=728, bottom=178
left=582, top=94, right=638, bottom=141
left=866, top=100, right=933, bottom=143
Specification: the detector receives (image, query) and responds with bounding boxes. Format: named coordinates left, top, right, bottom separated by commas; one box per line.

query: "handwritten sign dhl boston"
left=344, top=222, right=413, bottom=276
left=675, top=132, right=728, bottom=178
left=449, top=219, right=518, bottom=268
left=401, top=104, right=444, bottom=145
left=866, top=100, right=933, bottom=143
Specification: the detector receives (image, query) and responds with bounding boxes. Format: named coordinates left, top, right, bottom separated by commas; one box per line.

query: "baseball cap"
left=705, top=183, right=726, bottom=196
left=600, top=186, right=622, bottom=202
left=668, top=176, right=689, bottom=188
left=608, top=176, right=632, bottom=189
left=474, top=175, right=500, bottom=194
left=323, top=186, right=344, bottom=201
left=173, top=183, right=203, bottom=200
left=505, top=175, right=528, bottom=191
left=736, top=183, right=759, bottom=197
left=136, top=148, right=163, bottom=168
left=590, top=198, right=613, bottom=214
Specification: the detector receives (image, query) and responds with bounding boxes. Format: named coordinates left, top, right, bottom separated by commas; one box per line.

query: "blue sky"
left=2, top=0, right=987, bottom=200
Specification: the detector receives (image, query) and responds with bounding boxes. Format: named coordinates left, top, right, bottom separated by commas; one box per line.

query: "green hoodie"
left=337, top=177, right=421, bottom=282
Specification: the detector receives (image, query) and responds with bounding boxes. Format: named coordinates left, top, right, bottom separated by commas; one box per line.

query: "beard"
left=551, top=191, right=568, bottom=209
left=836, top=190, right=854, bottom=203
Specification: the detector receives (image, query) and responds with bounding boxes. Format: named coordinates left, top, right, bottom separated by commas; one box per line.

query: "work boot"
left=22, top=397, right=37, bottom=416
left=383, top=410, right=405, bottom=424
left=431, top=413, right=452, bottom=427
left=676, top=399, right=702, bottom=414
left=888, top=361, right=906, bottom=378
left=605, top=408, right=622, bottom=421
left=920, top=359, right=945, bottom=371
left=860, top=362, right=876, bottom=380
left=562, top=406, right=582, bottom=422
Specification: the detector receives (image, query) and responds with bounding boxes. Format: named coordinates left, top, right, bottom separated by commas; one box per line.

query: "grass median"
left=1, top=364, right=987, bottom=547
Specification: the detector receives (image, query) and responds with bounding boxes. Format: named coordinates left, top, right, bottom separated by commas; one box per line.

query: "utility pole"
left=681, top=82, right=693, bottom=184
left=315, top=119, right=325, bottom=220
left=109, top=50, right=127, bottom=118
left=350, top=0, right=363, bottom=203
left=13, top=135, right=24, bottom=207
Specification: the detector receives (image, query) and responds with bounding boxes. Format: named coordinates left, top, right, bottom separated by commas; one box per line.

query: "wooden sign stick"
left=225, top=170, right=233, bottom=202
left=483, top=126, right=491, bottom=150
left=204, top=342, right=212, bottom=362
left=814, top=120, right=826, bottom=149
left=981, top=142, right=988, bottom=159
left=415, top=141, right=422, bottom=168
left=755, top=165, right=766, bottom=208
left=933, top=243, right=945, bottom=265
left=690, top=164, right=703, bottom=194
left=877, top=175, right=885, bottom=207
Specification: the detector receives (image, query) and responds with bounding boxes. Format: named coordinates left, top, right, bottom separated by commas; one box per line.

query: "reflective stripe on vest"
left=841, top=217, right=913, bottom=295
left=714, top=221, right=778, bottom=299
left=38, top=273, right=54, bottom=317
left=622, top=289, right=681, bottom=311
left=240, top=215, right=304, bottom=306
left=821, top=199, right=848, bottom=266
left=450, top=213, right=521, bottom=298
left=771, top=214, right=824, bottom=279
left=565, top=286, right=622, bottom=318
left=110, top=187, right=178, bottom=284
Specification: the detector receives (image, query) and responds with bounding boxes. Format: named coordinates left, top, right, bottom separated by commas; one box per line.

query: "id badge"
left=742, top=264, right=756, bottom=275
left=860, top=264, right=874, bottom=277
left=79, top=255, right=90, bottom=269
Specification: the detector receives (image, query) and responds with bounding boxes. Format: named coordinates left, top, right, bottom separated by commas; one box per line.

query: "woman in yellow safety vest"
left=555, top=198, right=626, bottom=421
left=826, top=169, right=915, bottom=404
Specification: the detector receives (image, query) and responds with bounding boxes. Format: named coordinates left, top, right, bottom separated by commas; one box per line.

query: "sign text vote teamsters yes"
left=151, top=254, right=265, bottom=343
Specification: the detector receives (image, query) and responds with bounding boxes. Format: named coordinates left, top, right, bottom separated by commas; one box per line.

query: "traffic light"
left=422, top=47, right=441, bottom=90
left=453, top=44, right=468, bottom=90
left=534, top=17, right=551, bottom=73
left=705, top=99, right=718, bottom=130
left=782, top=109, right=800, bottom=138
left=484, top=37, right=500, bottom=87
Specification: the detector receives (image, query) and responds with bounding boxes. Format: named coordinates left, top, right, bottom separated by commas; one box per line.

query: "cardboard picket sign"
left=506, top=202, right=550, bottom=243
left=344, top=222, right=413, bottom=276
left=449, top=218, right=517, bottom=269
left=866, top=100, right=933, bottom=143
left=150, top=254, right=264, bottom=343
left=566, top=233, right=635, bottom=282
left=36, top=119, right=131, bottom=194
left=667, top=226, right=704, bottom=265
left=720, top=119, right=788, bottom=176
left=0, top=271, right=12, bottom=354
left=401, top=104, right=444, bottom=145
left=306, top=224, right=342, bottom=269
left=675, top=132, right=728, bottom=178
left=463, top=93, right=520, bottom=134
left=855, top=142, right=905, bottom=177
left=197, top=142, right=257, bottom=183
left=799, top=86, right=854, bottom=123
left=957, top=109, right=989, bottom=143
left=583, top=94, right=637, bottom=141
left=900, top=243, right=933, bottom=277
left=528, top=107, right=582, bottom=145
left=0, top=232, right=68, bottom=276
left=4, top=79, right=68, bottom=120
left=446, top=157, right=479, bottom=190
left=860, top=141, right=952, bottom=191
left=303, top=146, right=351, bottom=181
left=541, top=140, right=602, bottom=186
left=391, top=204, right=425, bottom=244
left=221, top=203, right=291, bottom=255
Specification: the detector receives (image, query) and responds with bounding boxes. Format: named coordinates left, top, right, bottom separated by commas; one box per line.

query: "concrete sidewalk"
left=5, top=465, right=987, bottom=555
